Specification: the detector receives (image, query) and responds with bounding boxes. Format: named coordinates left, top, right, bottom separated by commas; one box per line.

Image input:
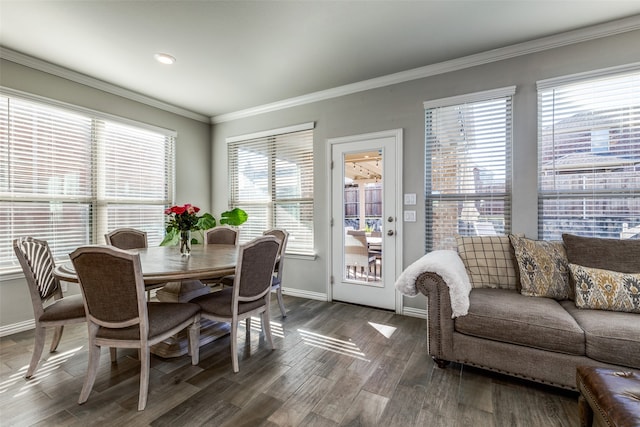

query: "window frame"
left=0, top=88, right=175, bottom=277
left=424, top=86, right=515, bottom=252
left=536, top=63, right=640, bottom=240
left=227, top=122, right=315, bottom=257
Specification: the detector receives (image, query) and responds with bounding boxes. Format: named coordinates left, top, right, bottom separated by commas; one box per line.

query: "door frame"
left=326, top=128, right=404, bottom=313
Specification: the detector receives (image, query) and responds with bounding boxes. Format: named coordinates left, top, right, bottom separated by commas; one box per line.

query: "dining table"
left=54, top=243, right=238, bottom=287
left=53, top=244, right=239, bottom=358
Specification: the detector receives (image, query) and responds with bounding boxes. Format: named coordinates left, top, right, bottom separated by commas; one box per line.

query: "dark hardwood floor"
left=0, top=295, right=579, bottom=426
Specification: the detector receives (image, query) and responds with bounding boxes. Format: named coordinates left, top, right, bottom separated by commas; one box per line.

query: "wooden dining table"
left=53, top=244, right=239, bottom=358
left=54, top=244, right=238, bottom=287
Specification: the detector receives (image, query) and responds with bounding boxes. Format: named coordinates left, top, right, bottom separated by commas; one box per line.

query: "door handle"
left=387, top=230, right=394, bottom=236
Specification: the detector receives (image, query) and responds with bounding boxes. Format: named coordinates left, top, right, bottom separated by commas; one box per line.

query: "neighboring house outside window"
left=227, top=123, right=315, bottom=256
left=537, top=65, right=640, bottom=240
left=0, top=91, right=175, bottom=274
left=424, top=87, right=515, bottom=252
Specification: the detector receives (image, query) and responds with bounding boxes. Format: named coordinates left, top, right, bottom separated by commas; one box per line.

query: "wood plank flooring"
left=0, top=295, right=579, bottom=426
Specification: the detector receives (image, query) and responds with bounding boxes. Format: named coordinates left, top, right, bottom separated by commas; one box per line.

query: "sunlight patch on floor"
left=367, top=321, right=397, bottom=338
left=248, top=317, right=285, bottom=338
left=0, top=345, right=83, bottom=396
left=298, top=329, right=369, bottom=361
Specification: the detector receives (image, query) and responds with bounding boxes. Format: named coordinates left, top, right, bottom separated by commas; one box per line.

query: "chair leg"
left=188, top=318, right=200, bottom=365
left=78, top=342, right=101, bottom=404
left=138, top=348, right=150, bottom=411
left=261, top=310, right=274, bottom=350
left=231, top=320, right=239, bottom=373
left=245, top=317, right=251, bottom=333
left=109, top=347, right=117, bottom=363
left=50, top=325, right=64, bottom=352
left=26, top=325, right=46, bottom=378
left=276, top=287, right=286, bottom=317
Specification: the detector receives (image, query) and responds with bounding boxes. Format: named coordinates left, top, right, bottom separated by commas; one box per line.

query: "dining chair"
left=262, top=228, right=289, bottom=317
left=217, top=229, right=290, bottom=317
left=105, top=227, right=154, bottom=300
left=204, top=225, right=239, bottom=245
left=105, top=228, right=148, bottom=250
left=191, top=235, right=280, bottom=373
left=70, top=245, right=201, bottom=411
left=12, top=237, right=87, bottom=379
left=202, top=225, right=240, bottom=287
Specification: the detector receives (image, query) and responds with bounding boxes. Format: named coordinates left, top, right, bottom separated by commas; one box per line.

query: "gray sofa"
left=415, top=234, right=640, bottom=390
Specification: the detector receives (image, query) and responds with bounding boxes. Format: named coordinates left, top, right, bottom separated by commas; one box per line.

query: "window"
left=227, top=123, right=314, bottom=255
left=537, top=65, right=640, bottom=240
left=0, top=91, right=175, bottom=274
left=424, top=87, right=514, bottom=251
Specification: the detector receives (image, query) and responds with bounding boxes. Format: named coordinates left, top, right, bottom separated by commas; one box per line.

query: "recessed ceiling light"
left=154, top=53, right=176, bottom=65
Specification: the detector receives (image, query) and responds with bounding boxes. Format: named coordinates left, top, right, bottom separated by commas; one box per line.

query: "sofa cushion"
left=561, top=300, right=640, bottom=369
left=509, top=235, right=571, bottom=300
left=562, top=234, right=640, bottom=274
left=455, top=288, right=585, bottom=355
left=456, top=235, right=518, bottom=289
left=569, top=264, right=640, bottom=313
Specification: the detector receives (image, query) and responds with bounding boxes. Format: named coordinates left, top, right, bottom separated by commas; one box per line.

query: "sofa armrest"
left=415, top=271, right=455, bottom=362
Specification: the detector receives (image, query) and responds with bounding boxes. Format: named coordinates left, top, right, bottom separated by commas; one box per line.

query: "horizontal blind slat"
left=228, top=128, right=314, bottom=255
left=537, top=68, right=640, bottom=240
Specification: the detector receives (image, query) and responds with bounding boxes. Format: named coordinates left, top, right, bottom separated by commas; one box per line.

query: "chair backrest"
left=71, top=246, right=147, bottom=331
left=13, top=237, right=60, bottom=304
left=233, top=236, right=280, bottom=301
left=262, top=228, right=289, bottom=275
left=345, top=233, right=370, bottom=266
left=205, top=225, right=239, bottom=245
left=105, top=228, right=148, bottom=250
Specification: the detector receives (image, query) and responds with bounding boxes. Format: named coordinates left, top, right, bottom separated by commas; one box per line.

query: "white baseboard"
left=281, top=287, right=327, bottom=301
left=1, top=291, right=420, bottom=336
left=401, top=307, right=427, bottom=319
left=1, top=319, right=35, bottom=337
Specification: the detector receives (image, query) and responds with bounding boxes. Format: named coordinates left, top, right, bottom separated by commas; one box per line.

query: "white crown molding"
left=212, top=14, right=640, bottom=124
left=0, top=47, right=210, bottom=123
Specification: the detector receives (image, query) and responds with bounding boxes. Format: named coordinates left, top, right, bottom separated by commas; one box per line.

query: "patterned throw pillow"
left=456, top=235, right=518, bottom=289
left=509, top=236, right=571, bottom=300
left=570, top=263, right=640, bottom=313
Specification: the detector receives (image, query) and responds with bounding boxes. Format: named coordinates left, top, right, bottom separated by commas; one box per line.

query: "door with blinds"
left=329, top=129, right=402, bottom=311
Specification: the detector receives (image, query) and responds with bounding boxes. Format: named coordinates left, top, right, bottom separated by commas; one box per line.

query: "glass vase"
left=180, top=230, right=191, bottom=256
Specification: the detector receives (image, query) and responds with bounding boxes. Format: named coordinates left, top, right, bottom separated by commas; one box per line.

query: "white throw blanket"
left=394, top=250, right=472, bottom=318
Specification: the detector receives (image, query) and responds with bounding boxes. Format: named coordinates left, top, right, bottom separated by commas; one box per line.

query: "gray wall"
left=211, top=30, right=640, bottom=310
left=1, top=28, right=638, bottom=331
left=0, top=59, right=211, bottom=329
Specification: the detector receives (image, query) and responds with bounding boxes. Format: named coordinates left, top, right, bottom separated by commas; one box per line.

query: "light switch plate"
left=404, top=193, right=416, bottom=205
left=404, top=210, right=416, bottom=222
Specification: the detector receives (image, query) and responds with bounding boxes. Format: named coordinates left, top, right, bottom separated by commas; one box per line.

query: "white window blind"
left=0, top=93, right=174, bottom=274
left=537, top=65, right=640, bottom=240
left=228, top=124, right=314, bottom=255
left=425, top=87, right=514, bottom=251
